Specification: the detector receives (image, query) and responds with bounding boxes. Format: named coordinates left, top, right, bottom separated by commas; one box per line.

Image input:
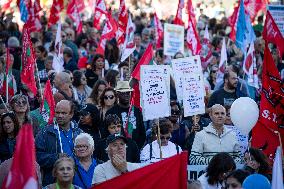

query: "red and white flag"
left=243, top=42, right=259, bottom=89
left=67, top=0, right=83, bottom=33
left=116, top=0, right=128, bottom=47
left=52, top=21, right=64, bottom=72
left=216, top=38, right=227, bottom=83
left=0, top=124, right=38, bottom=189
left=96, top=13, right=118, bottom=55
left=26, top=0, right=42, bottom=32
left=41, top=80, right=55, bottom=124
left=21, top=24, right=37, bottom=96
left=244, top=0, right=268, bottom=22
left=48, top=0, right=63, bottom=27
left=173, top=0, right=184, bottom=26
left=186, top=0, right=196, bottom=27
left=93, top=0, right=107, bottom=30
left=120, top=15, right=135, bottom=62
left=262, top=10, right=284, bottom=56
left=186, top=16, right=201, bottom=55
left=75, top=0, right=85, bottom=12
left=153, top=12, right=163, bottom=49
left=1, top=0, right=13, bottom=12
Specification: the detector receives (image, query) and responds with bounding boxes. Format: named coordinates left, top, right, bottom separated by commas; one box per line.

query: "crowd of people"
left=0, top=0, right=283, bottom=189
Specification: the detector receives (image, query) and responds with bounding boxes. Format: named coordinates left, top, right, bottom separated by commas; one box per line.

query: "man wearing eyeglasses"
left=140, top=119, right=182, bottom=165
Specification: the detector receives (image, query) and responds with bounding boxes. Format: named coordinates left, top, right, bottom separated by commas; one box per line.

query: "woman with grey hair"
left=73, top=133, right=98, bottom=189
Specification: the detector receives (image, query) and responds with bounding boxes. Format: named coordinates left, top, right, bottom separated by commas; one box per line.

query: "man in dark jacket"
left=35, top=100, right=83, bottom=187
left=63, top=47, right=78, bottom=72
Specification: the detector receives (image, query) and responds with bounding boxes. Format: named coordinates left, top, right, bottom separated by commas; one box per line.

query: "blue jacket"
left=35, top=122, right=82, bottom=187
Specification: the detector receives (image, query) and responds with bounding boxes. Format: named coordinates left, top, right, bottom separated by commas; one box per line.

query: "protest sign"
left=267, top=5, right=284, bottom=36
left=140, top=65, right=171, bottom=121
left=183, top=74, right=205, bottom=117
left=164, top=23, right=184, bottom=56
left=171, top=56, right=204, bottom=102
left=226, top=125, right=249, bottom=155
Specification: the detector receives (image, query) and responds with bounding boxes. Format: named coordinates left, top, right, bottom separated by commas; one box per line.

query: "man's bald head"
left=55, top=100, right=74, bottom=128
left=210, top=104, right=226, bottom=127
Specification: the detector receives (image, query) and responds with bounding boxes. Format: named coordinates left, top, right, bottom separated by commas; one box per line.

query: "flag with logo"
left=67, top=0, right=83, bottom=33
left=252, top=44, right=284, bottom=159
left=186, top=15, right=201, bottom=56
left=92, top=152, right=188, bottom=189
left=40, top=80, right=55, bottom=124
left=96, top=13, right=118, bottom=55
left=0, top=124, right=38, bottom=189
left=120, top=14, right=135, bottom=62
left=93, top=0, right=107, bottom=30
left=173, top=0, right=184, bottom=26
left=116, top=0, right=128, bottom=47
left=153, top=12, right=163, bottom=49
left=52, top=21, right=64, bottom=72
left=131, top=44, right=155, bottom=81
left=243, top=42, right=259, bottom=89
left=21, top=24, right=37, bottom=96
left=200, top=25, right=212, bottom=69
left=216, top=38, right=227, bottom=83
left=48, top=0, right=63, bottom=27
left=26, top=0, right=42, bottom=32
left=262, top=10, right=284, bottom=56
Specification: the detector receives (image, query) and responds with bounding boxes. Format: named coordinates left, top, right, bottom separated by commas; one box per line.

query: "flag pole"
left=35, top=61, right=43, bottom=100
left=156, top=119, right=163, bottom=159
left=275, top=131, right=283, bottom=157
left=5, top=74, right=8, bottom=103
left=0, top=95, right=9, bottom=112
left=128, top=56, right=131, bottom=76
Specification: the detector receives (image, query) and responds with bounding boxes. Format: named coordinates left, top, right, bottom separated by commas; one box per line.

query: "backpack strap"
left=150, top=142, right=153, bottom=160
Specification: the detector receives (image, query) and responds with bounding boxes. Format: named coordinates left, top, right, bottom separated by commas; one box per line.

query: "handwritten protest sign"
left=171, top=56, right=204, bottom=102
left=183, top=74, right=205, bottom=117
left=268, top=5, right=284, bottom=36
left=226, top=125, right=249, bottom=155
left=140, top=65, right=171, bottom=121
left=164, top=23, right=184, bottom=56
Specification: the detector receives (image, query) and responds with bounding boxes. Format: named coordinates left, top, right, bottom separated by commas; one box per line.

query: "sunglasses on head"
left=104, top=95, right=114, bottom=100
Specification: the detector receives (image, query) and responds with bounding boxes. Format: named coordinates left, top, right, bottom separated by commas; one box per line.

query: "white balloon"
left=230, top=97, right=259, bottom=135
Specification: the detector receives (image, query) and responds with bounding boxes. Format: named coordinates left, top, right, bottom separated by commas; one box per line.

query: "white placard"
left=171, top=56, right=204, bottom=102
left=268, top=5, right=284, bottom=36
left=163, top=23, right=184, bottom=56
left=226, top=125, right=249, bottom=155
left=140, top=65, right=171, bottom=121
left=183, top=74, right=205, bottom=117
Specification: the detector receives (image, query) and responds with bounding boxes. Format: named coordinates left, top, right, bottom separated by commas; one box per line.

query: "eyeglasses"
left=104, top=95, right=114, bottom=100
left=160, top=135, right=171, bottom=140
left=74, top=145, right=89, bottom=150
left=66, top=33, right=72, bottom=36
left=171, top=110, right=180, bottom=115
left=15, top=100, right=27, bottom=105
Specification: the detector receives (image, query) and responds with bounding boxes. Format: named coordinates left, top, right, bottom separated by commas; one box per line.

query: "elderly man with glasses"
left=92, top=133, right=140, bottom=185
left=140, top=119, right=182, bottom=166
left=73, top=133, right=98, bottom=189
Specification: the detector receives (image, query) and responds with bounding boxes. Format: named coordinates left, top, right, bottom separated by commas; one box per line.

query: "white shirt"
left=92, top=160, right=140, bottom=185
left=198, top=173, right=223, bottom=189
left=140, top=140, right=182, bottom=166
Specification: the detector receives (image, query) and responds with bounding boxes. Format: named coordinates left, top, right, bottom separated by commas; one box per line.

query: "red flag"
left=173, top=0, right=184, bottom=26
left=93, top=0, right=107, bottom=30
left=131, top=44, right=154, bottom=81
left=1, top=0, right=13, bottom=12
left=252, top=44, right=284, bottom=160
left=75, top=0, right=85, bottom=12
left=229, top=4, right=239, bottom=42
left=48, top=0, right=63, bottom=27
left=186, top=0, right=196, bottom=27
left=20, top=24, right=37, bottom=96
left=40, top=80, right=55, bottom=124
left=262, top=11, right=284, bottom=56
left=186, top=16, right=201, bottom=55
left=244, top=0, right=268, bottom=21
left=153, top=12, right=163, bottom=49
left=26, top=0, right=42, bottom=32
left=96, top=13, right=118, bottom=55
left=1, top=124, right=38, bottom=189
left=67, top=0, right=83, bottom=33
left=116, top=0, right=129, bottom=47
left=92, top=152, right=188, bottom=189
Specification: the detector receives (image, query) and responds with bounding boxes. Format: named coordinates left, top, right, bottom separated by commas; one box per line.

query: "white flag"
left=243, top=42, right=259, bottom=89
left=272, top=146, right=284, bottom=189
left=120, top=15, right=136, bottom=62
left=52, top=21, right=64, bottom=72
left=216, top=37, right=227, bottom=83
